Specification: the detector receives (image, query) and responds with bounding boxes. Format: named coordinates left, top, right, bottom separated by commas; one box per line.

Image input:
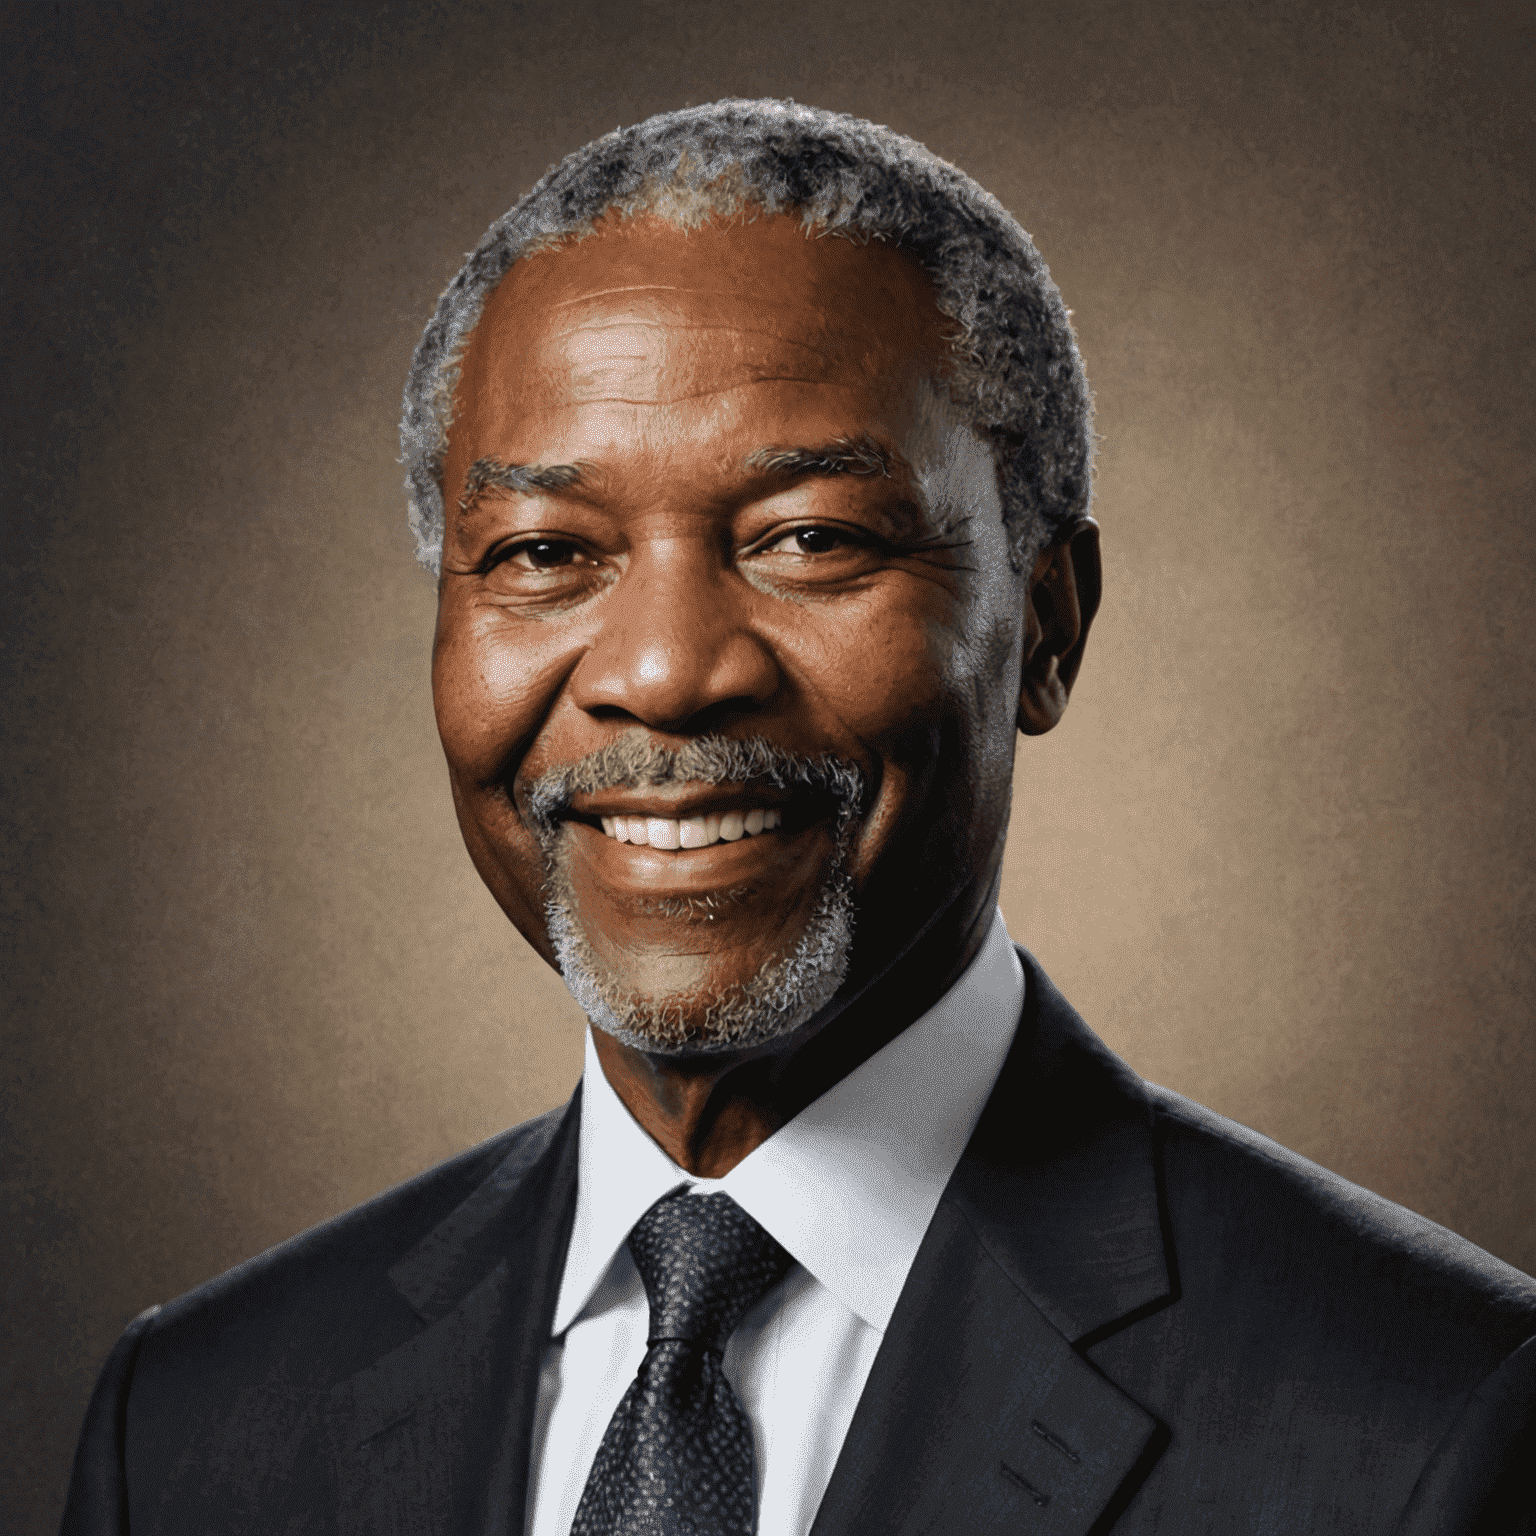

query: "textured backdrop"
left=4, top=1, right=1532, bottom=1529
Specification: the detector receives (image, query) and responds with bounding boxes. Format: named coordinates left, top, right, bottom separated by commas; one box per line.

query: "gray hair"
left=400, top=98, right=1093, bottom=574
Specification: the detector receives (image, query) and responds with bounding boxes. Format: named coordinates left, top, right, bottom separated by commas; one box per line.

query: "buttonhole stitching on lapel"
left=999, top=1463, right=1051, bottom=1508
left=1031, top=1420, right=1081, bottom=1464
left=355, top=1411, right=417, bottom=1452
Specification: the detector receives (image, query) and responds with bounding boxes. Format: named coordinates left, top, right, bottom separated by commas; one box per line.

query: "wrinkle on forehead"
left=549, top=383, right=870, bottom=409
left=548, top=283, right=832, bottom=311
left=549, top=284, right=691, bottom=307
left=545, top=318, right=841, bottom=350
left=470, top=214, right=942, bottom=369
left=442, top=213, right=955, bottom=511
left=539, top=287, right=868, bottom=347
left=546, top=290, right=858, bottom=343
left=531, top=310, right=881, bottom=406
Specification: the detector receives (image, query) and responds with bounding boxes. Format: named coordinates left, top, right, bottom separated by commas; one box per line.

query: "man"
left=62, top=98, right=1534, bottom=1535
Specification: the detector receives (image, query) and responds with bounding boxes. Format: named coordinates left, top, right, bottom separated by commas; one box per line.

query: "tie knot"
left=628, top=1192, right=793, bottom=1352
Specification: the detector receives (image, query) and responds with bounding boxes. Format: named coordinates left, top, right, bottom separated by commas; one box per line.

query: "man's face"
left=434, top=212, right=1026, bottom=1055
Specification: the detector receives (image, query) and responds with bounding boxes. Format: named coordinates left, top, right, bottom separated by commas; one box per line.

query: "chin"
left=544, top=856, right=856, bottom=1057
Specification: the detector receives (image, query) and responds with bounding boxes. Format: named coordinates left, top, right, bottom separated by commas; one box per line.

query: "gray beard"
left=544, top=855, right=855, bottom=1055
left=525, top=732, right=863, bottom=1056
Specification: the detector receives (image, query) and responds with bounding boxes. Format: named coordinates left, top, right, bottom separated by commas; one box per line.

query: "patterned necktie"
left=570, top=1191, right=795, bottom=1536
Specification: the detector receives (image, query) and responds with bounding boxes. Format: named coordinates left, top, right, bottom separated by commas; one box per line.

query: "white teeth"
left=597, top=807, right=786, bottom=848
left=646, top=816, right=680, bottom=850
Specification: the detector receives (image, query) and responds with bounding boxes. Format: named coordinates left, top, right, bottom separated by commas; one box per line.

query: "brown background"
left=3, top=0, right=1532, bottom=1528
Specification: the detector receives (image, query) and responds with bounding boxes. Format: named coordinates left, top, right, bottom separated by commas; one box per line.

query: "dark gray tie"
left=570, top=1191, right=795, bottom=1536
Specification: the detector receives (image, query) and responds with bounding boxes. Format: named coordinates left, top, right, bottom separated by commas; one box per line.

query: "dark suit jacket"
left=61, top=951, right=1536, bottom=1534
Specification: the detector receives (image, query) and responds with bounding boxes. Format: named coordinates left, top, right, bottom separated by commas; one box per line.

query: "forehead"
left=446, top=213, right=949, bottom=467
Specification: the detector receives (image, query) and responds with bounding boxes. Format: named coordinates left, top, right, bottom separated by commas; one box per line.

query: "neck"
left=589, top=874, right=1003, bottom=1177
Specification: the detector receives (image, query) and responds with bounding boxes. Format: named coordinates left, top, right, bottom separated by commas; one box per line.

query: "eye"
left=760, top=525, right=866, bottom=556
left=490, top=537, right=591, bottom=572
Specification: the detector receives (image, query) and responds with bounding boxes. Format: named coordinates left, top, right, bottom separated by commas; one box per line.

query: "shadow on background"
left=3, top=1, right=1532, bottom=1528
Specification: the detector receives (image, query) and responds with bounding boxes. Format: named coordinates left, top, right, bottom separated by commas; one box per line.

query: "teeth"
left=646, top=816, right=680, bottom=850
left=598, top=806, right=783, bottom=848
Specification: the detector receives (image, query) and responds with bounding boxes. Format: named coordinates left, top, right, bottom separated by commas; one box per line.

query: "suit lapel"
left=328, top=1090, right=581, bottom=1536
left=810, top=950, right=1173, bottom=1536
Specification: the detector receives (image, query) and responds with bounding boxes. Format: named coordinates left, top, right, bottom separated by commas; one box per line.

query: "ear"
left=1017, top=517, right=1102, bottom=736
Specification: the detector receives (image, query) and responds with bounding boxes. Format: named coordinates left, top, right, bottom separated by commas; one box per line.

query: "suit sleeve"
left=1393, top=1332, right=1536, bottom=1536
left=58, top=1306, right=160, bottom=1536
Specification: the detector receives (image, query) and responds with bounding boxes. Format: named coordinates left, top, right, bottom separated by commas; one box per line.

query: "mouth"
left=596, top=805, right=783, bottom=849
left=524, top=737, right=867, bottom=923
left=559, top=783, right=822, bottom=854
left=548, top=785, right=837, bottom=910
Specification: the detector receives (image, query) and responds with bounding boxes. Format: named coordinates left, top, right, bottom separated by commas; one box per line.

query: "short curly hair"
left=400, top=98, right=1092, bottom=573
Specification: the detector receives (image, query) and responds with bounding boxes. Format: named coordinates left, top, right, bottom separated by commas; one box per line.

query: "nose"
left=570, top=539, right=781, bottom=731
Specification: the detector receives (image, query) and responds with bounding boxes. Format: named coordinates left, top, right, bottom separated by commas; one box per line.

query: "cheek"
left=789, top=589, right=1022, bottom=870
left=797, top=601, right=950, bottom=742
left=432, top=605, right=567, bottom=782
left=790, top=590, right=1011, bottom=756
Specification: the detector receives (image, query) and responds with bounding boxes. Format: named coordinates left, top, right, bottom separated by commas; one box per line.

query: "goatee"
left=524, top=733, right=864, bottom=1056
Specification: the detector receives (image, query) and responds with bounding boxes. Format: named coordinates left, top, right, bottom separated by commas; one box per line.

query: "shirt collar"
left=551, top=908, right=1024, bottom=1337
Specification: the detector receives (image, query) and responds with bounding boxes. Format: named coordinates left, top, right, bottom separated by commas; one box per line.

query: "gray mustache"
left=524, top=731, right=866, bottom=840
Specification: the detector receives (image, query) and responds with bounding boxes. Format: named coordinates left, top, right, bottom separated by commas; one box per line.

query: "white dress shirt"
left=524, top=909, right=1025, bottom=1536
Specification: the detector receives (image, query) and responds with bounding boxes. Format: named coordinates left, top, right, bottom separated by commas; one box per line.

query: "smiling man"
left=63, top=101, right=1534, bottom=1536
left=430, top=206, right=1069, bottom=1178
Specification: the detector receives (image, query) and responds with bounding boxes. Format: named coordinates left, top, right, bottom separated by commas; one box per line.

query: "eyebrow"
left=458, top=457, right=588, bottom=517
left=744, top=437, right=895, bottom=480
left=456, top=435, right=903, bottom=525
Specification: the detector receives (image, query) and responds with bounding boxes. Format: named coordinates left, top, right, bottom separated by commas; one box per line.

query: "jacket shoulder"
left=141, top=1103, right=570, bottom=1383
left=1143, top=1080, right=1536, bottom=1389
left=1081, top=1078, right=1536, bottom=1530
left=62, top=1105, right=573, bottom=1534
left=1151, top=1083, right=1536, bottom=1317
